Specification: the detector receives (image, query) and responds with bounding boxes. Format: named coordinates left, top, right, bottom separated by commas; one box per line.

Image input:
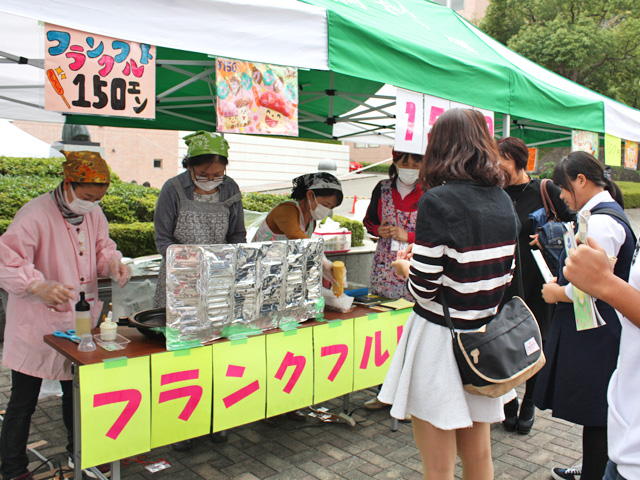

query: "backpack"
left=530, top=179, right=566, bottom=276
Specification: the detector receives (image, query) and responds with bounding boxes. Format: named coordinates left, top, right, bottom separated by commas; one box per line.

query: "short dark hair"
left=497, top=137, right=529, bottom=172
left=420, top=109, right=504, bottom=189
left=182, top=154, right=228, bottom=169
left=553, top=151, right=624, bottom=208
left=291, top=187, right=344, bottom=206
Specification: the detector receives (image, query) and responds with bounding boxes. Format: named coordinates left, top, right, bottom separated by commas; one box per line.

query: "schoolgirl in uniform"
left=537, top=151, right=635, bottom=480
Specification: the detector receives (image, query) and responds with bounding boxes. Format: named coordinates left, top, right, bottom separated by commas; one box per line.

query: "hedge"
left=109, top=222, right=158, bottom=258
left=361, top=161, right=391, bottom=174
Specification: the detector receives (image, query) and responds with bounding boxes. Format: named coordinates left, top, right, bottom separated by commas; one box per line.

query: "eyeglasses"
left=193, top=168, right=225, bottom=182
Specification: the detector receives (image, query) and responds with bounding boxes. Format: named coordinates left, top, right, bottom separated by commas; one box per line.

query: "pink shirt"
left=0, top=193, right=121, bottom=380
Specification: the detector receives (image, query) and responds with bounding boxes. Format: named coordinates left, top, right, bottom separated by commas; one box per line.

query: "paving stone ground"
left=0, top=343, right=583, bottom=480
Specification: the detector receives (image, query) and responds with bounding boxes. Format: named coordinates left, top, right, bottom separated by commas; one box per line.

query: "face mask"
left=310, top=192, right=332, bottom=221
left=68, top=185, right=100, bottom=215
left=194, top=177, right=223, bottom=192
left=397, top=168, right=419, bottom=185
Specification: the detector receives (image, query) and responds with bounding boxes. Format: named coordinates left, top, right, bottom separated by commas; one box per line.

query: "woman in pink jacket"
left=0, top=151, right=130, bottom=480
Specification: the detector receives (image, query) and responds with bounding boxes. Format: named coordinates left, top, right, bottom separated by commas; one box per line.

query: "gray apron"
left=154, top=177, right=242, bottom=307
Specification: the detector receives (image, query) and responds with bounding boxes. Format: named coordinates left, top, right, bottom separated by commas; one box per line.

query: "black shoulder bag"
left=440, top=213, right=546, bottom=398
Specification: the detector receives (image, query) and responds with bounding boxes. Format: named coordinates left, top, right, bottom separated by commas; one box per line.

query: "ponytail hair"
left=552, top=151, right=624, bottom=208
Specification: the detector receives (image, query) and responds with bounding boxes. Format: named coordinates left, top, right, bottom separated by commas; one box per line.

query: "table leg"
left=72, top=364, right=82, bottom=479
left=342, top=393, right=349, bottom=413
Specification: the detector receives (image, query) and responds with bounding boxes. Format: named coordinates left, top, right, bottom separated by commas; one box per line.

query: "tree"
left=480, top=0, right=640, bottom=108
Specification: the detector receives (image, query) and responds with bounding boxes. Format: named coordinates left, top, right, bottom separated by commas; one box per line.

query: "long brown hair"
left=419, top=109, right=504, bottom=189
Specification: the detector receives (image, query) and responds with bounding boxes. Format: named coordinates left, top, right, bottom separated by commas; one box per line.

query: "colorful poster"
left=423, top=94, right=495, bottom=142
left=526, top=148, right=537, bottom=172
left=389, top=308, right=411, bottom=360
left=572, top=130, right=599, bottom=158
left=150, top=347, right=213, bottom=448
left=605, top=134, right=621, bottom=167
left=266, top=328, right=314, bottom=417
left=212, top=337, right=266, bottom=432
left=625, top=140, right=638, bottom=170
left=395, top=88, right=426, bottom=155
left=79, top=357, right=150, bottom=469
left=44, top=24, right=155, bottom=119
left=216, top=57, right=298, bottom=136
left=313, top=321, right=354, bottom=404
left=353, top=312, right=393, bottom=391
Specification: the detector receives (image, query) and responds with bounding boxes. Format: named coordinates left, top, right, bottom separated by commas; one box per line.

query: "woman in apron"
left=153, top=131, right=246, bottom=449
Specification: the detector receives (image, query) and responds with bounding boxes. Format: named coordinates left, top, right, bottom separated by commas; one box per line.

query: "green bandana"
left=183, top=131, right=229, bottom=158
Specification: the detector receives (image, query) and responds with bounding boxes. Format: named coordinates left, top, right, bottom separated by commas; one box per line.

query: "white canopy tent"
left=0, top=120, right=61, bottom=157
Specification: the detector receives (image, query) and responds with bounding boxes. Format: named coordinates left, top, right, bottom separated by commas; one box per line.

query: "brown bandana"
left=61, top=151, right=111, bottom=184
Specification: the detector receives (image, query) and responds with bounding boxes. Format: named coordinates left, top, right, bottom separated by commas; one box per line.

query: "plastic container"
left=77, top=333, right=96, bottom=352
left=313, top=231, right=351, bottom=253
left=100, top=316, right=118, bottom=342
left=94, top=334, right=131, bottom=351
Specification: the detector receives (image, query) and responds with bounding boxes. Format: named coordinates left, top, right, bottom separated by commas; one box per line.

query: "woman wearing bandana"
left=0, top=151, right=130, bottom=480
left=153, top=131, right=246, bottom=308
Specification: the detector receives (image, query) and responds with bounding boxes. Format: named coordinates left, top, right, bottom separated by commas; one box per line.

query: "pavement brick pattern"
left=0, top=346, right=583, bottom=480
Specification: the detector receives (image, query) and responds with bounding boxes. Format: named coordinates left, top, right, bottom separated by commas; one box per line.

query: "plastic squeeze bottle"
left=332, top=261, right=345, bottom=298
left=75, top=291, right=91, bottom=337
left=100, top=312, right=118, bottom=342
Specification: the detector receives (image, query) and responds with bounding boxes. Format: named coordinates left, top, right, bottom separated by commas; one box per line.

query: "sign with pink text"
left=353, top=312, right=393, bottom=391
left=44, top=24, right=155, bottom=119
left=266, top=328, right=313, bottom=417
left=216, top=57, right=298, bottom=136
left=426, top=94, right=495, bottom=137
left=79, top=357, right=150, bottom=469
left=212, top=337, right=266, bottom=432
left=395, top=88, right=426, bottom=155
left=150, top=347, right=213, bottom=448
left=313, top=320, right=354, bottom=404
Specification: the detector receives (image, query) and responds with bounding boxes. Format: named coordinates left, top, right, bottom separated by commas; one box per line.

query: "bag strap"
left=590, top=207, right=637, bottom=244
left=540, top=179, right=558, bottom=221
left=439, top=208, right=523, bottom=334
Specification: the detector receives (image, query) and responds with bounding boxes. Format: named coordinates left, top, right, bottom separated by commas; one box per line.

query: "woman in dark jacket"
left=497, top=137, right=574, bottom=435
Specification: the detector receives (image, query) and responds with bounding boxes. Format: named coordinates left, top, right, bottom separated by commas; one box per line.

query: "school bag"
left=529, top=179, right=565, bottom=276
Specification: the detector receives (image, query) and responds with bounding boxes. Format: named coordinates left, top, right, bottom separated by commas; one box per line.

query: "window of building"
left=153, top=159, right=162, bottom=169
left=354, top=143, right=380, bottom=148
left=431, top=0, right=465, bottom=10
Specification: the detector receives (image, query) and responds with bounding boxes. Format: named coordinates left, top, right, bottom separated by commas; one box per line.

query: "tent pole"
left=503, top=114, right=510, bottom=137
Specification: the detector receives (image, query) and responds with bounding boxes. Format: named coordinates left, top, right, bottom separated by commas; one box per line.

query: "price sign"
left=353, top=312, right=393, bottom=391
left=45, top=24, right=155, bottom=119
left=212, top=336, right=267, bottom=432
left=313, top=321, right=354, bottom=404
left=266, top=328, right=313, bottom=418
left=79, top=357, right=150, bottom=469
left=150, top=347, right=213, bottom=448
left=395, top=88, right=425, bottom=154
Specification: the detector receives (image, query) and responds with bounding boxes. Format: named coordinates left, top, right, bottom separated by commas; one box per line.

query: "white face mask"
left=194, top=177, right=223, bottom=192
left=68, top=185, right=100, bottom=215
left=310, top=192, right=332, bottom=221
left=397, top=168, right=420, bottom=185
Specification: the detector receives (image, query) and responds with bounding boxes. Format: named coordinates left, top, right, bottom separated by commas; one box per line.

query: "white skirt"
left=378, top=311, right=516, bottom=430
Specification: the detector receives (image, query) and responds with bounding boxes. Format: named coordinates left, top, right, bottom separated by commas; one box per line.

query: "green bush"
left=241, top=192, right=289, bottom=212
left=329, top=215, right=364, bottom=247
left=109, top=222, right=157, bottom=258
left=0, top=219, right=11, bottom=236
left=0, top=156, right=65, bottom=177
left=361, top=161, right=391, bottom=174
left=619, top=181, right=640, bottom=208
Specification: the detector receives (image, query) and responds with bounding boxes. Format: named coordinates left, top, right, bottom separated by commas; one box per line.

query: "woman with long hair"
left=379, top=109, right=518, bottom=480
left=536, top=151, right=635, bottom=480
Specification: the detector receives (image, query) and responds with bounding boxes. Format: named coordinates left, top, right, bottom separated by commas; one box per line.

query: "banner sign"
left=44, top=24, right=155, bottom=119
left=78, top=309, right=411, bottom=467
left=212, top=336, right=267, bottom=432
left=79, top=357, right=150, bottom=469
left=526, top=148, right=537, bottom=172
left=572, top=130, right=599, bottom=158
left=150, top=347, right=213, bottom=448
left=625, top=140, right=638, bottom=170
left=216, top=57, right=298, bottom=136
left=394, top=91, right=495, bottom=154
left=605, top=134, right=622, bottom=166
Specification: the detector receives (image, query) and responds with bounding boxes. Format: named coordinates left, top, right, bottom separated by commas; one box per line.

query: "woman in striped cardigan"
left=378, top=109, right=518, bottom=480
